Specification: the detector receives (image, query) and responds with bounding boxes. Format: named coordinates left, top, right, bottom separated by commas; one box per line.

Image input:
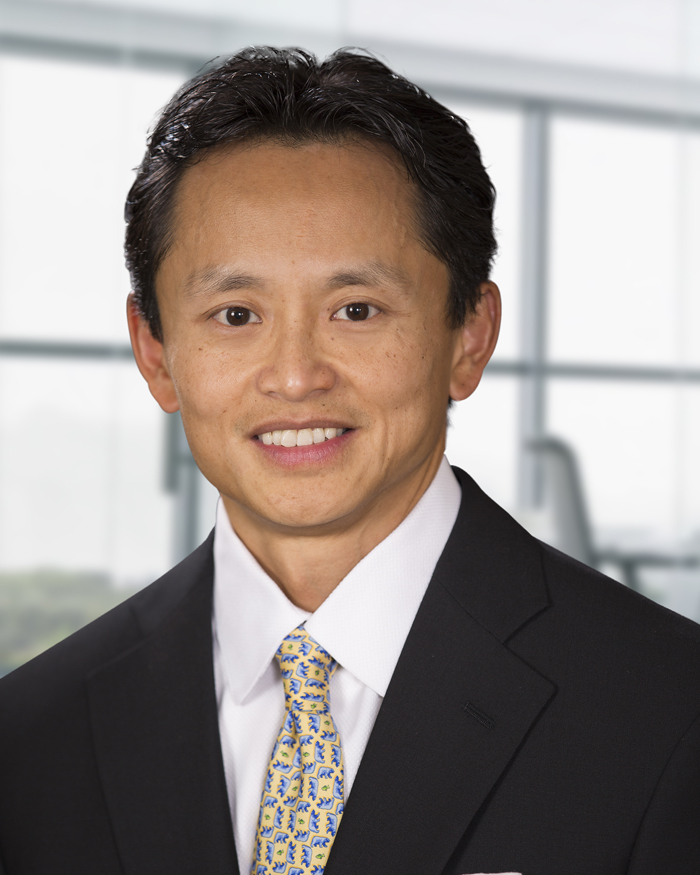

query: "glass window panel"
left=641, top=564, right=700, bottom=624
left=547, top=117, right=700, bottom=368
left=546, top=379, right=700, bottom=541
left=679, top=132, right=700, bottom=367
left=446, top=375, right=519, bottom=512
left=0, top=356, right=175, bottom=673
left=0, top=357, right=173, bottom=581
left=449, top=103, right=522, bottom=360
left=0, top=56, right=185, bottom=343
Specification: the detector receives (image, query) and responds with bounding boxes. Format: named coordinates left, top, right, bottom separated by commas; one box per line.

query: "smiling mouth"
left=255, top=427, right=349, bottom=447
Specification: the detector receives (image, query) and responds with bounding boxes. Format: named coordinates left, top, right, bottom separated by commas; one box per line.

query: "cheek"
left=351, top=328, right=450, bottom=423
left=168, top=346, right=245, bottom=425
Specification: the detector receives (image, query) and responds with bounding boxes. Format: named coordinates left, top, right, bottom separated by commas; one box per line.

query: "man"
left=0, top=47, right=699, bottom=875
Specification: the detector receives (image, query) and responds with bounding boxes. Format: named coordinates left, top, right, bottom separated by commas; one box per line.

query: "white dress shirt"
left=212, top=455, right=462, bottom=873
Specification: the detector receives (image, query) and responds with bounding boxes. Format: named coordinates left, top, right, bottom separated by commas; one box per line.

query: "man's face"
left=137, top=139, right=493, bottom=534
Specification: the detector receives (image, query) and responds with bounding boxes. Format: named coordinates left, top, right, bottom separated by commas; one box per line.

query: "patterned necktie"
left=252, top=625, right=345, bottom=875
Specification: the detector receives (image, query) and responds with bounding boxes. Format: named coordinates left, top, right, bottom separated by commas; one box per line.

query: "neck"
left=222, top=454, right=444, bottom=611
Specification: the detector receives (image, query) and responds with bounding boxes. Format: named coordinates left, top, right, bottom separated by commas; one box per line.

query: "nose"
left=256, top=317, right=336, bottom=402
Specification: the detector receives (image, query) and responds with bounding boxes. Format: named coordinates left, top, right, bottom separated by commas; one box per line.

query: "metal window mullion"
left=517, top=103, right=550, bottom=508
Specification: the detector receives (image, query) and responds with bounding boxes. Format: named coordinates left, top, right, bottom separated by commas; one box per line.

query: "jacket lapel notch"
left=443, top=467, right=551, bottom=643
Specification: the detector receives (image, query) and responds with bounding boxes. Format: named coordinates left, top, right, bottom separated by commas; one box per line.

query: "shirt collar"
left=213, top=456, right=461, bottom=704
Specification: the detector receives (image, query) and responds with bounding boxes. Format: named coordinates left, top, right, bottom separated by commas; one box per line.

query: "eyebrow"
left=184, top=260, right=410, bottom=299
left=325, top=262, right=410, bottom=291
left=184, top=268, right=262, bottom=299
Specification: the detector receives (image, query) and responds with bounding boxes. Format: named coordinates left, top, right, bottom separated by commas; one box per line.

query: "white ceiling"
left=34, top=0, right=700, bottom=78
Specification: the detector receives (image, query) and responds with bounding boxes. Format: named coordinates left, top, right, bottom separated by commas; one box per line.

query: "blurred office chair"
left=527, top=437, right=699, bottom=591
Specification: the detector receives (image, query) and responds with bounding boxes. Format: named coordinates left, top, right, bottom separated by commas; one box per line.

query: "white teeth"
left=257, top=427, right=347, bottom=446
left=297, top=428, right=313, bottom=446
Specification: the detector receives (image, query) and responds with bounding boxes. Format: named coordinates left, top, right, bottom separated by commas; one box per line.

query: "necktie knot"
left=275, top=626, right=337, bottom=713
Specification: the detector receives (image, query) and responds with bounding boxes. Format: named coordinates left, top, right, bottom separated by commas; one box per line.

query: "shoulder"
left=511, top=540, right=700, bottom=771
left=450, top=466, right=700, bottom=715
left=0, top=533, right=214, bottom=731
left=538, top=541, right=700, bottom=672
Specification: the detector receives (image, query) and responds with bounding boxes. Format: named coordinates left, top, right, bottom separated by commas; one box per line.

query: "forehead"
left=167, top=138, right=423, bottom=267
left=176, top=136, right=414, bottom=210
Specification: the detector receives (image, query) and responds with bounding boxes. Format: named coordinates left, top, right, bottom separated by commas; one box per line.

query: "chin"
left=216, top=484, right=335, bottom=525
left=265, top=505, right=349, bottom=531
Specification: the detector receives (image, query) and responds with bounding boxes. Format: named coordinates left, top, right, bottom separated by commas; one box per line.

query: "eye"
left=333, top=302, right=380, bottom=322
left=213, top=306, right=262, bottom=326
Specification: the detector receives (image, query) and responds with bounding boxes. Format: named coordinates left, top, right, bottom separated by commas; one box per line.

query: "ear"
left=127, top=295, right=180, bottom=413
left=449, top=281, right=501, bottom=402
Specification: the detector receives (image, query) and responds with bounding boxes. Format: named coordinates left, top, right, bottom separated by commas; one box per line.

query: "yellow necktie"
left=252, top=625, right=345, bottom=875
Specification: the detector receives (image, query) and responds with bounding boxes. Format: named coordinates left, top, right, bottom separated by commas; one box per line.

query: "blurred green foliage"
left=0, top=571, right=139, bottom=676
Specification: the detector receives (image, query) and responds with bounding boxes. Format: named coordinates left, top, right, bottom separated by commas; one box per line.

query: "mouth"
left=254, top=427, right=350, bottom=447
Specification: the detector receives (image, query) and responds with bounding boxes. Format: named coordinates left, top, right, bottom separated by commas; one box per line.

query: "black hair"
left=124, top=47, right=496, bottom=341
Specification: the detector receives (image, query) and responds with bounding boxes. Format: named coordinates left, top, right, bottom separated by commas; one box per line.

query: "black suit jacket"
left=2, top=468, right=700, bottom=874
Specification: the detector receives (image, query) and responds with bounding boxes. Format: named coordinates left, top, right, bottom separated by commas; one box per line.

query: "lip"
left=252, top=427, right=355, bottom=468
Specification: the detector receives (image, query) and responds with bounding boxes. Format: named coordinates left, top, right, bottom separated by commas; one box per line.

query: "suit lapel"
left=87, top=537, right=238, bottom=875
left=326, top=468, right=556, bottom=875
